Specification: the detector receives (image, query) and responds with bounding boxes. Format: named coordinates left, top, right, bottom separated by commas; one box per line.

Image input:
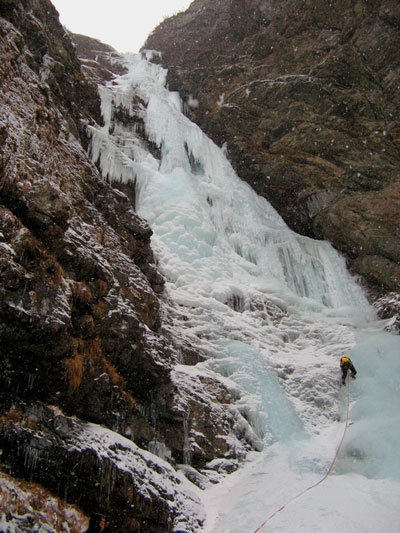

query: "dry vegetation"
left=0, top=471, right=88, bottom=532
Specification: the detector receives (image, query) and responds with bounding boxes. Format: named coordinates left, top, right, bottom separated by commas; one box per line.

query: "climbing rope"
left=252, top=377, right=352, bottom=533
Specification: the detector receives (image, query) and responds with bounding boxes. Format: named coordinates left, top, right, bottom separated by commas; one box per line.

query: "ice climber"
left=340, top=356, right=357, bottom=385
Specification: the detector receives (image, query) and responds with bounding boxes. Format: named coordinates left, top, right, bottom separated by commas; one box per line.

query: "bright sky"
left=52, top=0, right=192, bottom=53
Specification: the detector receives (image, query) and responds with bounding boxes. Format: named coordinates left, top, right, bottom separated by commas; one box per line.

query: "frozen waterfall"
left=89, top=53, right=400, bottom=533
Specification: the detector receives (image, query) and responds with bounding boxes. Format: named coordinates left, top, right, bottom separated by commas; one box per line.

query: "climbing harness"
left=252, top=377, right=352, bottom=532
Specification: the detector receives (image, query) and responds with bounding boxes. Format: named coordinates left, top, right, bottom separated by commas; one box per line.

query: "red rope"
left=252, top=377, right=351, bottom=533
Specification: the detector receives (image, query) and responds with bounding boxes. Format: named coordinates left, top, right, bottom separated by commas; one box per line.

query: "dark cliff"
left=144, top=0, right=400, bottom=299
left=0, top=1, right=258, bottom=531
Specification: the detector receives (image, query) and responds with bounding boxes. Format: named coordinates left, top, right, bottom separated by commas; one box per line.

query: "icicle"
left=23, top=444, right=39, bottom=478
left=148, top=439, right=172, bottom=462
left=99, top=459, right=117, bottom=510
left=183, top=408, right=192, bottom=465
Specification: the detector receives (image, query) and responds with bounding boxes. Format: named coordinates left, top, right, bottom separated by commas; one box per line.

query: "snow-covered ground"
left=90, top=53, right=400, bottom=532
left=201, top=329, right=400, bottom=533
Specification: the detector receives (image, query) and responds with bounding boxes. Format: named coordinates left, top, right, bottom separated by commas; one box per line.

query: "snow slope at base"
left=201, top=328, right=400, bottom=533
left=201, top=448, right=400, bottom=533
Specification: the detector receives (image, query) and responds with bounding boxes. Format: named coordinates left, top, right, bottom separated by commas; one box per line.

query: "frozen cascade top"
left=89, top=53, right=371, bottom=320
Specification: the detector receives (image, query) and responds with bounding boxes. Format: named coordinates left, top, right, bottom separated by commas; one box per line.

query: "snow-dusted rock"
left=0, top=470, right=88, bottom=533
left=0, top=404, right=204, bottom=532
left=374, top=292, right=400, bottom=334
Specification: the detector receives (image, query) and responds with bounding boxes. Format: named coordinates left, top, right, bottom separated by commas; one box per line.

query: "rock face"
left=144, top=0, right=400, bottom=297
left=0, top=405, right=203, bottom=532
left=0, top=1, right=260, bottom=530
left=0, top=469, right=88, bottom=532
left=71, top=33, right=128, bottom=86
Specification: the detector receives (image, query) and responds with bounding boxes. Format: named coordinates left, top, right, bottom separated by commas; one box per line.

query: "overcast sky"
left=52, top=0, right=192, bottom=53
